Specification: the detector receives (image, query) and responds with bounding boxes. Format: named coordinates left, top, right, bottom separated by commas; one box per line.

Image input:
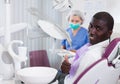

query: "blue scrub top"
left=61, top=27, right=89, bottom=50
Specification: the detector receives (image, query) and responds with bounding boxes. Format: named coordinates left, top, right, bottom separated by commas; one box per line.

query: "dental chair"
left=73, top=38, right=120, bottom=84
left=29, top=50, right=50, bottom=67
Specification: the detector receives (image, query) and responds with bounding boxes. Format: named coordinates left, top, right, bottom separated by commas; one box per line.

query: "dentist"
left=61, top=10, right=89, bottom=52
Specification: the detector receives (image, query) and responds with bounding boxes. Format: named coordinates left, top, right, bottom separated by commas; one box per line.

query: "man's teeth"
left=90, top=36, right=94, bottom=39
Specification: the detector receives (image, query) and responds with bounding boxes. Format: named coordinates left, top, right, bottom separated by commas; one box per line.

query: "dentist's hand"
left=61, top=55, right=71, bottom=74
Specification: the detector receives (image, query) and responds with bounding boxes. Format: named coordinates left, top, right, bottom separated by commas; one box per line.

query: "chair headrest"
left=103, top=38, right=120, bottom=62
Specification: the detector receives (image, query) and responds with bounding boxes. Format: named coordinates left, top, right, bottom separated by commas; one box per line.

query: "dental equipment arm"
left=53, top=0, right=72, bottom=12
left=8, top=40, right=27, bottom=61
left=8, top=40, right=27, bottom=71
left=0, top=23, right=27, bottom=37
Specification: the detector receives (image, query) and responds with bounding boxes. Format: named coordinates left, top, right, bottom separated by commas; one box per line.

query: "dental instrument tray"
left=56, top=49, right=75, bottom=58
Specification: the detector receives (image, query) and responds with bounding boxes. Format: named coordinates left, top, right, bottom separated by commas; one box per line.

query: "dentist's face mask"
left=69, top=15, right=82, bottom=30
left=69, top=23, right=81, bottom=30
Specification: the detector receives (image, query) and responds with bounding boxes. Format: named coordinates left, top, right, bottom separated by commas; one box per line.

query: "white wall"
left=106, top=0, right=120, bottom=23
left=106, top=0, right=120, bottom=35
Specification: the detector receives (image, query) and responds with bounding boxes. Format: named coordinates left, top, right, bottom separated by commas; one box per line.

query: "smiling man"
left=50, top=11, right=114, bottom=84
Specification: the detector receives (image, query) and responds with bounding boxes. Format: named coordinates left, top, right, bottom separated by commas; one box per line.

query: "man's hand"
left=70, top=49, right=76, bottom=53
left=61, top=55, right=71, bottom=74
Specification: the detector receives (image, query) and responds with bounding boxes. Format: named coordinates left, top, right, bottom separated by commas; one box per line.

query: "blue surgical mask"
left=69, top=23, right=81, bottom=30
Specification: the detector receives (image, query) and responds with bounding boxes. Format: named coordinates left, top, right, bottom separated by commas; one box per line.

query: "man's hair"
left=93, top=12, right=114, bottom=31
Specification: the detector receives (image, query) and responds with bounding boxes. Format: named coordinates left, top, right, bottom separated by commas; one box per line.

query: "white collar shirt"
left=64, top=40, right=109, bottom=84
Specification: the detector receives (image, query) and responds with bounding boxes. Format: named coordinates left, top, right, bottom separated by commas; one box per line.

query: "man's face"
left=88, top=18, right=112, bottom=45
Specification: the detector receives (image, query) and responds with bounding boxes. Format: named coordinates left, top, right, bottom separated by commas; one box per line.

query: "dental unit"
left=0, top=44, right=14, bottom=80
left=8, top=40, right=27, bottom=72
left=0, top=0, right=28, bottom=80
left=0, top=0, right=14, bottom=80
left=16, top=38, right=120, bottom=84
left=15, top=19, right=73, bottom=84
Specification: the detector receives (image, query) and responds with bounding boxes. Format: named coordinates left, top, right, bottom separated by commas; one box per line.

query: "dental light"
left=53, top=0, right=73, bottom=12
left=27, top=7, right=41, bottom=19
left=38, top=19, right=72, bottom=47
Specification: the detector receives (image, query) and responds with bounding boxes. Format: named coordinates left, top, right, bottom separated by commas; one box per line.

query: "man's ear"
left=107, top=31, right=113, bottom=38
